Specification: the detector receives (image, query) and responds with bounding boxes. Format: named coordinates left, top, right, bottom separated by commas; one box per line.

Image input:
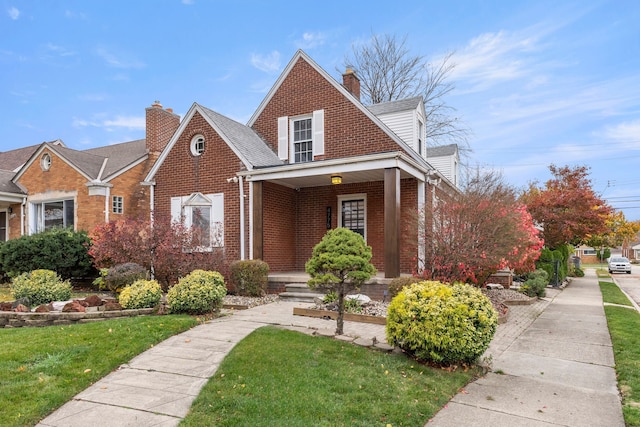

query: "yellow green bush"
left=386, top=280, right=498, bottom=365
left=167, top=270, right=227, bottom=314
left=11, top=269, right=72, bottom=306
left=118, top=279, right=162, bottom=309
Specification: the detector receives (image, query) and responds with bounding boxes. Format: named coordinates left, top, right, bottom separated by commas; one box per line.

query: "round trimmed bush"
left=386, top=280, right=498, bottom=365
left=167, top=270, right=227, bottom=314
left=118, top=279, right=162, bottom=309
left=11, top=269, right=72, bottom=306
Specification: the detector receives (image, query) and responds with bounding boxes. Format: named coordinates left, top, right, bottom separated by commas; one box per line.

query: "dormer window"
left=41, top=153, right=52, bottom=171
left=418, top=120, right=424, bottom=156
left=190, top=135, right=205, bottom=156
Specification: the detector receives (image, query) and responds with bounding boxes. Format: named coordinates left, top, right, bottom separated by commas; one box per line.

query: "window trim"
left=41, top=153, right=52, bottom=171
left=337, top=193, right=367, bottom=241
left=290, top=115, right=313, bottom=163
left=190, top=135, right=205, bottom=156
left=171, top=192, right=224, bottom=251
left=30, top=198, right=75, bottom=234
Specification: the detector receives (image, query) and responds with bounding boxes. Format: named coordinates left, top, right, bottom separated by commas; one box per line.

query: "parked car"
left=608, top=256, right=632, bottom=274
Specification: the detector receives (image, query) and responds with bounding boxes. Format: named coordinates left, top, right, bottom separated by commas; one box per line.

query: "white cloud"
left=45, top=43, right=76, bottom=57
left=295, top=32, right=326, bottom=49
left=95, top=47, right=145, bottom=69
left=602, top=120, right=640, bottom=148
left=72, top=114, right=144, bottom=130
left=250, top=51, right=281, bottom=74
left=7, top=7, right=19, bottom=20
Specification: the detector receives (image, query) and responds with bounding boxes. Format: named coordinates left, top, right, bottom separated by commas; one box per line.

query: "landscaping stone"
left=346, top=294, right=371, bottom=304
left=35, top=304, right=51, bottom=313
left=104, top=301, right=123, bottom=311
left=0, top=302, right=13, bottom=311
left=83, top=295, right=103, bottom=307
left=14, top=304, right=29, bottom=312
left=62, top=301, right=86, bottom=313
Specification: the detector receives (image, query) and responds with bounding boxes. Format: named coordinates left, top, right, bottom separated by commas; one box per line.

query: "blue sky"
left=1, top=1, right=639, bottom=220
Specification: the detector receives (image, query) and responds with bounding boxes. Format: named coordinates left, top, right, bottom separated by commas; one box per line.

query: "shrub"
left=387, top=276, right=422, bottom=300
left=0, top=229, right=95, bottom=279
left=167, top=270, right=227, bottom=314
left=229, top=260, right=269, bottom=296
left=568, top=266, right=585, bottom=277
left=11, top=269, right=72, bottom=307
left=118, top=279, right=162, bottom=309
left=519, top=269, right=548, bottom=298
left=386, top=280, right=498, bottom=365
left=103, top=263, right=148, bottom=293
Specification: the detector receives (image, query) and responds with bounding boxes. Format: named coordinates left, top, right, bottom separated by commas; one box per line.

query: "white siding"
left=376, top=110, right=414, bottom=148
left=428, top=155, right=458, bottom=186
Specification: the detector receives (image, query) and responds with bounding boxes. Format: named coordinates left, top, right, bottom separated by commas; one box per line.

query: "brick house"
left=145, top=50, right=459, bottom=279
left=0, top=102, right=179, bottom=240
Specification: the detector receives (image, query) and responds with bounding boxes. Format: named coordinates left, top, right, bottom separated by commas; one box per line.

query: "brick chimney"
left=342, top=68, right=360, bottom=100
left=145, top=101, right=180, bottom=153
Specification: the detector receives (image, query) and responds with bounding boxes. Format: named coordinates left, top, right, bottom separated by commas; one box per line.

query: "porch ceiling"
left=261, top=168, right=415, bottom=189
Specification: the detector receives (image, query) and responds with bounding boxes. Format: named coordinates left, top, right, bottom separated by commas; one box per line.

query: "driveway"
left=610, top=264, right=640, bottom=308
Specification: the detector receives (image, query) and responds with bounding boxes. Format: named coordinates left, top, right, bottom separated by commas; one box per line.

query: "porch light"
left=331, top=175, right=342, bottom=185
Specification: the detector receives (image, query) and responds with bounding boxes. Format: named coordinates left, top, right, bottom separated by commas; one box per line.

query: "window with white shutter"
left=169, top=193, right=224, bottom=249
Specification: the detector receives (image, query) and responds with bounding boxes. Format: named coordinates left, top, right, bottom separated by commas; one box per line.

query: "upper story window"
left=418, top=120, right=424, bottom=156
left=190, top=135, right=205, bottom=156
left=41, top=153, right=52, bottom=171
left=277, top=110, right=324, bottom=163
left=112, top=196, right=123, bottom=214
left=293, top=117, right=313, bottom=163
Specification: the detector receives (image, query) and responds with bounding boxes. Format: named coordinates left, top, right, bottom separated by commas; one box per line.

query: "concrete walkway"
left=428, top=270, right=625, bottom=426
left=37, top=301, right=388, bottom=427
left=38, top=270, right=625, bottom=426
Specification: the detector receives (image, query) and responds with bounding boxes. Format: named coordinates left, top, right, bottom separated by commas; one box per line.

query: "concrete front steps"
left=278, top=283, right=325, bottom=303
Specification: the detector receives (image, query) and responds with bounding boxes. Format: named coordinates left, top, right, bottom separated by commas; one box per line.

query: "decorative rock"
left=83, top=295, right=103, bottom=307
left=486, top=283, right=504, bottom=290
left=35, top=304, right=51, bottom=313
left=104, top=301, right=122, bottom=311
left=52, top=301, right=73, bottom=311
left=62, top=301, right=86, bottom=313
left=14, top=304, right=29, bottom=312
left=346, top=294, right=371, bottom=304
left=0, top=302, right=13, bottom=311
left=13, top=297, right=30, bottom=308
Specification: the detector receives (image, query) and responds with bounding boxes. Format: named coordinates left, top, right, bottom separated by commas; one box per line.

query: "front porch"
left=268, top=271, right=402, bottom=302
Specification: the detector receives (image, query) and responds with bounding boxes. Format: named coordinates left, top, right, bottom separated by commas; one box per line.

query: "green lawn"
left=599, top=280, right=633, bottom=306
left=181, top=326, right=481, bottom=427
left=604, top=306, right=640, bottom=426
left=0, top=315, right=198, bottom=427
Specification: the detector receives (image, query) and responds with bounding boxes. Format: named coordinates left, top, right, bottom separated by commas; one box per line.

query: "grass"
left=599, top=280, right=633, bottom=306
left=604, top=306, right=640, bottom=426
left=0, top=314, right=198, bottom=427
left=181, top=326, right=481, bottom=427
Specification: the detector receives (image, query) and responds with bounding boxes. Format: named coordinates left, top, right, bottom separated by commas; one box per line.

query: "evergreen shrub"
left=118, top=279, right=162, bottom=309
left=167, top=270, right=227, bottom=314
left=229, top=260, right=269, bottom=297
left=386, top=280, right=498, bottom=365
left=11, top=269, right=72, bottom=306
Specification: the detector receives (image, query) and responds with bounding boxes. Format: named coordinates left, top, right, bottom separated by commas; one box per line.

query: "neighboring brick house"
left=0, top=102, right=179, bottom=240
left=145, top=50, right=458, bottom=278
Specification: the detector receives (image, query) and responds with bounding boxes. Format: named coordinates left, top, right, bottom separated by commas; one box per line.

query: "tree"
left=344, top=33, right=469, bottom=149
left=520, top=165, right=613, bottom=249
left=586, top=211, right=640, bottom=260
left=417, top=170, right=543, bottom=285
left=305, top=228, right=377, bottom=335
left=88, top=216, right=224, bottom=290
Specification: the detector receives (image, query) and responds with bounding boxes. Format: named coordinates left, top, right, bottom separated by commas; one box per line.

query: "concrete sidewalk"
left=428, top=269, right=625, bottom=426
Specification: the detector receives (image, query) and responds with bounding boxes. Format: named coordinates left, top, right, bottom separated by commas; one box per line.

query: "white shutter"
left=208, top=193, right=224, bottom=247
left=313, top=109, right=324, bottom=156
left=170, top=197, right=182, bottom=224
left=277, top=116, right=288, bottom=160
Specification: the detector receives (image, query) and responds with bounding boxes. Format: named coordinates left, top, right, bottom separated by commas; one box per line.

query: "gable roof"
left=0, top=169, right=25, bottom=195
left=0, top=140, right=65, bottom=172
left=83, top=139, right=148, bottom=179
left=247, top=50, right=431, bottom=169
left=197, top=104, right=282, bottom=168
left=13, top=140, right=149, bottom=183
left=427, top=144, right=458, bottom=157
left=367, top=96, right=423, bottom=116
left=145, top=103, right=282, bottom=182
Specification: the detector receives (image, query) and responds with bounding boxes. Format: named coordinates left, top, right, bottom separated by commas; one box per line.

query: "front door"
left=0, top=211, right=6, bottom=241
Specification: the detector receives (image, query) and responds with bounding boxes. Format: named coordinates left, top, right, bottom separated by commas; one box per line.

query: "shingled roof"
left=367, top=96, right=423, bottom=116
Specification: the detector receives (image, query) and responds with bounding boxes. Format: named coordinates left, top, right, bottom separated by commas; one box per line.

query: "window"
left=112, top=196, right=123, bottom=214
left=0, top=211, right=6, bottom=242
left=41, top=153, right=52, bottom=171
left=277, top=110, right=324, bottom=162
left=31, top=199, right=74, bottom=233
left=170, top=193, right=224, bottom=250
left=190, top=135, right=205, bottom=156
left=293, top=117, right=313, bottom=163
left=338, top=194, right=366, bottom=239
left=583, top=249, right=597, bottom=255
left=418, top=120, right=424, bottom=156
